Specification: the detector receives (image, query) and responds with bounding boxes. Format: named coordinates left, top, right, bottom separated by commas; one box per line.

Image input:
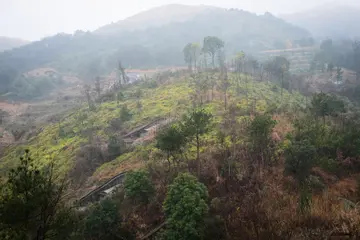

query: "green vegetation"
left=0, top=5, right=310, bottom=98
left=7, top=31, right=360, bottom=239
left=182, top=108, right=213, bottom=175
left=83, top=199, right=131, bottom=240
left=156, top=124, right=187, bottom=167
left=163, top=173, right=208, bottom=240
left=124, top=170, right=155, bottom=204
left=0, top=150, right=76, bottom=240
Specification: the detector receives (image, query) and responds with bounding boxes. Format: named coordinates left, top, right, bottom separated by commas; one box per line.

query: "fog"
left=0, top=0, right=359, bottom=41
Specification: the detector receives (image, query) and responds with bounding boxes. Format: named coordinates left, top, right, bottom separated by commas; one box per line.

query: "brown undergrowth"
left=122, top=150, right=360, bottom=239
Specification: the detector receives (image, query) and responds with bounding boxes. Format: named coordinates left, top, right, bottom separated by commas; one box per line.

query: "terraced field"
left=256, top=47, right=316, bottom=73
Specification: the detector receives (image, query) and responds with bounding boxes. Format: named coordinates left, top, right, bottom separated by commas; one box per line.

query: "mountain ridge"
left=94, top=4, right=220, bottom=35
left=281, top=3, right=360, bottom=38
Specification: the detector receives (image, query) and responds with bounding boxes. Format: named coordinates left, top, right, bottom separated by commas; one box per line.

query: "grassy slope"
left=0, top=74, right=305, bottom=185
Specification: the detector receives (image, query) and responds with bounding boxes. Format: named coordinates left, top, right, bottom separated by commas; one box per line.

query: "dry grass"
left=273, top=114, right=294, bottom=138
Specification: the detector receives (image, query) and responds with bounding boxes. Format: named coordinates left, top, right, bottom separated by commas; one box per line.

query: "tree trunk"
left=167, top=153, right=171, bottom=171
left=196, top=134, right=200, bottom=177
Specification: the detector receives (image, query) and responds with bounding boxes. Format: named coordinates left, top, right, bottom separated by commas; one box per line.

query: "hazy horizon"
left=1, top=0, right=359, bottom=41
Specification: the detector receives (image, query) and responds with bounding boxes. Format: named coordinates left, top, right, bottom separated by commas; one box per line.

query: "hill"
left=281, top=3, right=360, bottom=38
left=0, top=4, right=310, bottom=98
left=4, top=68, right=360, bottom=238
left=0, top=36, right=29, bottom=52
left=0, top=70, right=305, bottom=184
left=95, top=4, right=218, bottom=35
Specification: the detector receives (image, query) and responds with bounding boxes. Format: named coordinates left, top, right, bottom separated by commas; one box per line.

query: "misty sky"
left=0, top=0, right=358, bottom=41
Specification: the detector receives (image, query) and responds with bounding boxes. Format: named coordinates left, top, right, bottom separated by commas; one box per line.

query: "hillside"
left=4, top=67, right=360, bottom=238
left=282, top=3, right=360, bottom=38
left=0, top=36, right=29, bottom=52
left=0, top=4, right=310, bottom=98
left=0, top=71, right=305, bottom=182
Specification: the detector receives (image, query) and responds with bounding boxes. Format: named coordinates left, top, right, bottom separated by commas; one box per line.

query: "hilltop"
left=95, top=4, right=218, bottom=35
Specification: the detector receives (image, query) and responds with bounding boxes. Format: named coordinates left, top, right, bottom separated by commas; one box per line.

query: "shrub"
left=249, top=114, right=277, bottom=165
left=310, top=93, right=345, bottom=123
left=71, top=144, right=105, bottom=183
left=107, top=135, right=124, bottom=160
left=84, top=199, right=125, bottom=240
left=120, top=104, right=132, bottom=122
left=156, top=124, right=187, bottom=163
left=163, top=173, right=209, bottom=240
left=285, top=139, right=316, bottom=183
left=124, top=170, right=155, bottom=204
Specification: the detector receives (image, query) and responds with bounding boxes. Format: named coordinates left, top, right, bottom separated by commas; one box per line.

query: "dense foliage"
left=124, top=170, right=155, bottom=204
left=163, top=173, right=209, bottom=240
left=0, top=150, right=76, bottom=240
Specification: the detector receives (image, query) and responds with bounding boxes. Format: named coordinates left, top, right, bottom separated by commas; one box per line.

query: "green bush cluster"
left=163, top=173, right=209, bottom=240
left=124, top=170, right=155, bottom=204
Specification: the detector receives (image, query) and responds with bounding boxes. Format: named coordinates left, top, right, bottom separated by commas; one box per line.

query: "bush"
left=249, top=114, right=277, bottom=164
left=163, top=173, right=209, bottom=240
left=84, top=198, right=132, bottom=240
left=120, top=104, right=132, bottom=122
left=107, top=135, right=124, bottom=160
left=71, top=144, right=105, bottom=183
left=124, top=170, right=155, bottom=204
left=155, top=124, right=187, bottom=162
left=285, top=139, right=316, bottom=183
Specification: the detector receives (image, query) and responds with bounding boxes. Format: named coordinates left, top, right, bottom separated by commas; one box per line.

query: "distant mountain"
left=95, top=4, right=218, bottom=35
left=281, top=3, right=360, bottom=39
left=0, top=4, right=310, bottom=98
left=94, top=5, right=309, bottom=53
left=0, top=37, right=29, bottom=52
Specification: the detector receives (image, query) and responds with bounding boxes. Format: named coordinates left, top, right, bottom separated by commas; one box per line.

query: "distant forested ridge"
left=282, top=3, right=360, bottom=39
left=0, top=4, right=310, bottom=96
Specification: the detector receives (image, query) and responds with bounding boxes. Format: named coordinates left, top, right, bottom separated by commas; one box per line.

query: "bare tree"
left=218, top=49, right=230, bottom=110
left=117, top=61, right=129, bottom=86
left=83, top=84, right=95, bottom=110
